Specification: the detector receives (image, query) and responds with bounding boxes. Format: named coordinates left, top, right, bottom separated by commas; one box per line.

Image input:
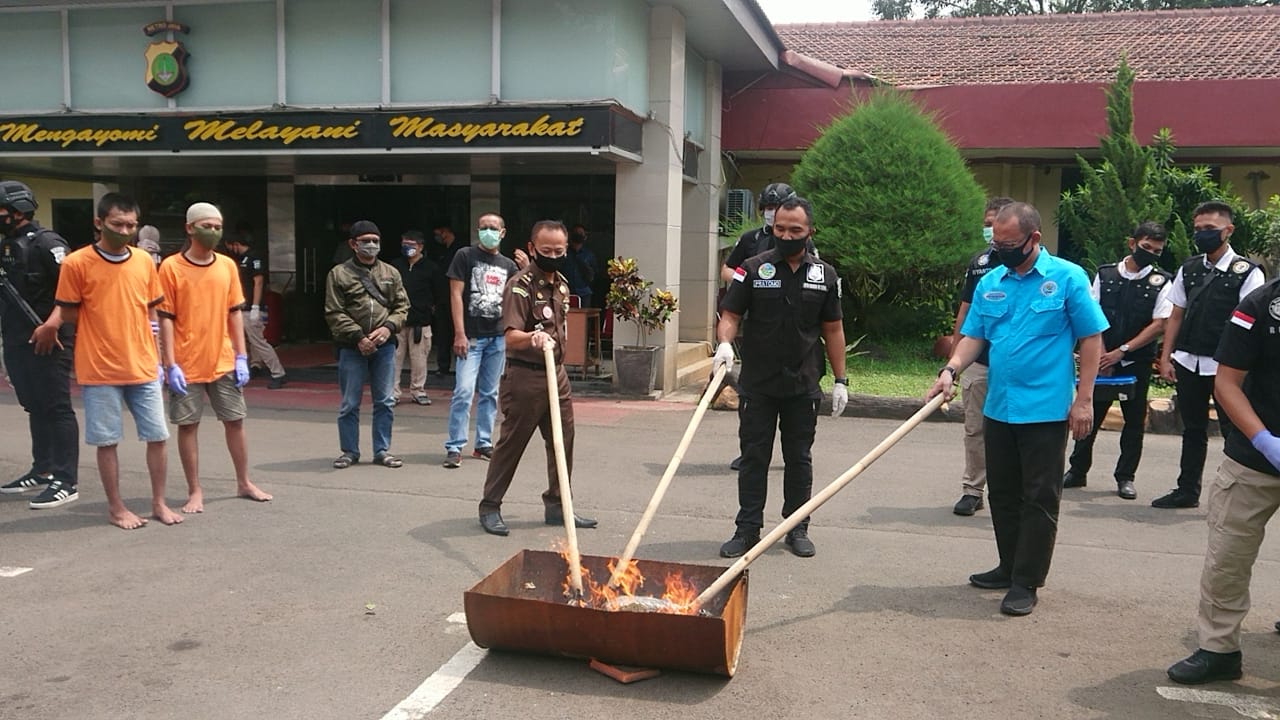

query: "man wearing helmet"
left=0, top=180, right=80, bottom=510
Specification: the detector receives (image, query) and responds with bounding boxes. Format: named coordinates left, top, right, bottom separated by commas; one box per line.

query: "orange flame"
left=552, top=541, right=699, bottom=615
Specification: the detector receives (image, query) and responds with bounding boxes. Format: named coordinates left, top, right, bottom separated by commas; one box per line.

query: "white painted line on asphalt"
left=0, top=566, right=33, bottom=578
left=446, top=612, right=466, bottom=625
left=381, top=641, right=487, bottom=720
left=1157, top=685, right=1280, bottom=719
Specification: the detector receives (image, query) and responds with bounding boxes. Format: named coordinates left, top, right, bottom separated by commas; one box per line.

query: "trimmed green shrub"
left=791, top=89, right=987, bottom=339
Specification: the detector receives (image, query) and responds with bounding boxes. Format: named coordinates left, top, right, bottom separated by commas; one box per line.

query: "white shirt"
left=1089, top=258, right=1173, bottom=367
left=1165, top=246, right=1266, bottom=375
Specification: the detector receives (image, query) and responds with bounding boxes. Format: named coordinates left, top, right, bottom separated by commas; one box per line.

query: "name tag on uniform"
left=753, top=279, right=782, bottom=288
left=802, top=282, right=827, bottom=291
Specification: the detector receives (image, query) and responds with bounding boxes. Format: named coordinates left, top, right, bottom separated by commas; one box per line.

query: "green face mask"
left=193, top=226, right=223, bottom=248
left=100, top=226, right=133, bottom=250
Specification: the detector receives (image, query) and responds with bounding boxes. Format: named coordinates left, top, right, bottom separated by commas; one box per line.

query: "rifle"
left=0, top=263, right=45, bottom=329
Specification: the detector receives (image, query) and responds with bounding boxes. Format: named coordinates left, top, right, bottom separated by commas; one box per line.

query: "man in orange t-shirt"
left=159, top=202, right=272, bottom=514
left=33, top=193, right=180, bottom=530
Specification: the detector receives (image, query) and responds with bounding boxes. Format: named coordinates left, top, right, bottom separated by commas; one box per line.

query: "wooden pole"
left=545, top=341, right=584, bottom=600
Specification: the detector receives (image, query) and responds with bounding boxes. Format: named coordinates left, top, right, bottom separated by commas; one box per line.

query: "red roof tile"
left=774, top=7, right=1280, bottom=86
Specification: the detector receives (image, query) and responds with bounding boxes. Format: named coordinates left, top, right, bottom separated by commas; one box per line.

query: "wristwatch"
left=938, top=365, right=958, bottom=379
left=834, top=378, right=848, bottom=386
left=1119, top=343, right=1131, bottom=353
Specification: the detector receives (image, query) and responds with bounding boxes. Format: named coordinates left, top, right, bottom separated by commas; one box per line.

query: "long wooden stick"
left=545, top=341, right=583, bottom=600
left=693, top=394, right=947, bottom=610
left=607, top=364, right=729, bottom=589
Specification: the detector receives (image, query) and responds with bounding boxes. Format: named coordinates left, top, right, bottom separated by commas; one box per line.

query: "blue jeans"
left=82, top=381, right=169, bottom=446
left=445, top=335, right=505, bottom=453
left=337, top=343, right=396, bottom=458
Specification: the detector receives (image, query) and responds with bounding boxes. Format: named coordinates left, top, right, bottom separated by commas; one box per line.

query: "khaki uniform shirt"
left=502, top=265, right=570, bottom=366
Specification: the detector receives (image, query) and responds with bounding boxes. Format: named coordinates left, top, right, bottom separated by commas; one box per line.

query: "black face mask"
left=775, top=235, right=808, bottom=258
left=1131, top=245, right=1161, bottom=269
left=0, top=212, right=20, bottom=235
left=996, top=233, right=1033, bottom=270
left=1193, top=228, right=1225, bottom=255
left=534, top=252, right=565, bottom=273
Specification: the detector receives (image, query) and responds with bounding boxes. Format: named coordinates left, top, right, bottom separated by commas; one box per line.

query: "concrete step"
left=675, top=356, right=714, bottom=390
left=675, top=341, right=710, bottom=367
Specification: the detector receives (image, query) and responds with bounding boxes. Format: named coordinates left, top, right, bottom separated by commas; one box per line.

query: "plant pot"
left=613, top=345, right=659, bottom=395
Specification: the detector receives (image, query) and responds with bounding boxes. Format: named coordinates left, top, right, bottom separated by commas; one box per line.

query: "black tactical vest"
left=1175, top=254, right=1260, bottom=356
left=1096, top=262, right=1172, bottom=362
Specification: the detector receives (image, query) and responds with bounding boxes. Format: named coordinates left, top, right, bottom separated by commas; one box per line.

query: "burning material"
left=555, top=542, right=700, bottom=615
left=465, top=550, right=748, bottom=676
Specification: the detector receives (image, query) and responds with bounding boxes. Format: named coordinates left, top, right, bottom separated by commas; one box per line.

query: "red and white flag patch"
left=1230, top=309, right=1255, bottom=330
left=732, top=267, right=746, bottom=283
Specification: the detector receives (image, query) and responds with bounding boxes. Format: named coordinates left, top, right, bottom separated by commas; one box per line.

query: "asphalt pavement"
left=4, top=379, right=1280, bottom=720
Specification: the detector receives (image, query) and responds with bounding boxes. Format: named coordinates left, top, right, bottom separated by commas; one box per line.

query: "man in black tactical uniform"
left=1153, top=201, right=1266, bottom=509
left=1063, top=222, right=1173, bottom=500
left=0, top=180, right=80, bottom=509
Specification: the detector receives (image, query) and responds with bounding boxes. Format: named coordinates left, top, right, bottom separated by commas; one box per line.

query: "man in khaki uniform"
left=477, top=220, right=597, bottom=536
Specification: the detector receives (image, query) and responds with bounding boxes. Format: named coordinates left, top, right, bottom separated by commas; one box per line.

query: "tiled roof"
left=774, top=7, right=1280, bottom=86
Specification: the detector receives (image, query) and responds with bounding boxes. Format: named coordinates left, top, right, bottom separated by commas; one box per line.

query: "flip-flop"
left=413, top=395, right=431, bottom=406
left=332, top=453, right=358, bottom=469
left=374, top=453, right=403, bottom=468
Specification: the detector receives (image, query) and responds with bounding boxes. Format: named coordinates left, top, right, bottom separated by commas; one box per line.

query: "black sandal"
left=373, top=453, right=403, bottom=468
left=332, top=453, right=358, bottom=469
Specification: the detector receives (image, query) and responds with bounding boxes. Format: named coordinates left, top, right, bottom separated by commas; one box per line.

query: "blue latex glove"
left=234, top=354, right=250, bottom=388
left=1250, top=430, right=1280, bottom=472
left=166, top=365, right=188, bottom=396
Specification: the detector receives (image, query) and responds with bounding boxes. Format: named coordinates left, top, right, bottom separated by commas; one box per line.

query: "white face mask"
left=356, top=241, right=380, bottom=259
left=763, top=209, right=776, bottom=228
left=982, top=226, right=994, bottom=244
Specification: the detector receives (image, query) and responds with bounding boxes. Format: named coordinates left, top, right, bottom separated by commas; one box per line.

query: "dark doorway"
left=501, top=174, right=615, bottom=306
left=50, top=199, right=94, bottom=250
left=291, top=184, right=470, bottom=342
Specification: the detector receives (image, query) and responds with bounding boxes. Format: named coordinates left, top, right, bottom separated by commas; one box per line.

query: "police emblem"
left=1149, top=273, right=1166, bottom=286
left=1232, top=260, right=1251, bottom=275
left=541, top=305, right=553, bottom=320
left=143, top=21, right=191, bottom=98
left=1039, top=280, right=1057, bottom=297
left=1270, top=296, right=1280, bottom=322
left=758, top=263, right=776, bottom=280
left=50, top=246, right=65, bottom=265
left=805, top=264, right=825, bottom=283
left=977, top=253, right=990, bottom=267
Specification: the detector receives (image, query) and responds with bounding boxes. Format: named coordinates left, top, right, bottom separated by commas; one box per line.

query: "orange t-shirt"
left=55, top=245, right=163, bottom=385
left=158, top=252, right=245, bottom=383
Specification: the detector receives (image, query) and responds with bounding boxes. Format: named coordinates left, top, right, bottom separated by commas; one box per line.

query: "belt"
left=506, top=358, right=546, bottom=371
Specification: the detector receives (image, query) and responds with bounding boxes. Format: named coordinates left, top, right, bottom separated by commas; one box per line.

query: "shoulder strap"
left=354, top=264, right=391, bottom=308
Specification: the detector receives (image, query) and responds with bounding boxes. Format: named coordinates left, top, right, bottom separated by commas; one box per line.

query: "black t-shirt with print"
left=447, top=246, right=519, bottom=338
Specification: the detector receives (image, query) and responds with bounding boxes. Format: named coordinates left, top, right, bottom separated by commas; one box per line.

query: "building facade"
left=1, top=0, right=784, bottom=391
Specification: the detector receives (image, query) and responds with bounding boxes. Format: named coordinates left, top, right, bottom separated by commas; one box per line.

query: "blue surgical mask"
left=401, top=244, right=419, bottom=258
left=477, top=228, right=501, bottom=250
left=982, top=227, right=994, bottom=244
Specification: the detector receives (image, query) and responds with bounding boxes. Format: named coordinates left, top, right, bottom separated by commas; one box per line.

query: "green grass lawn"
left=821, top=337, right=1175, bottom=399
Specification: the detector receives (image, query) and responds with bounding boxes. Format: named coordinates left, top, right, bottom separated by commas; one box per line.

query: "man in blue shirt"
left=927, top=202, right=1108, bottom=616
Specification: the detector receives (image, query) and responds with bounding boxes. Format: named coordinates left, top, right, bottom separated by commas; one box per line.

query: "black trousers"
left=3, top=340, right=79, bottom=485
left=432, top=313, right=454, bottom=373
left=735, top=393, right=820, bottom=532
left=1174, top=363, right=1235, bottom=498
left=984, top=418, right=1068, bottom=588
left=1067, top=363, right=1152, bottom=483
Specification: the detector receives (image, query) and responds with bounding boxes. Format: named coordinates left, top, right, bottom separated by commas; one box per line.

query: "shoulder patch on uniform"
left=50, top=246, right=65, bottom=264
left=977, top=253, right=990, bottom=266
left=1230, top=309, right=1255, bottom=330
left=1039, top=280, right=1057, bottom=296
left=1269, top=296, right=1280, bottom=321
left=732, top=267, right=746, bottom=283
left=511, top=286, right=529, bottom=298
left=1232, top=260, right=1252, bottom=275
left=758, top=263, right=776, bottom=280
left=1149, top=273, right=1166, bottom=286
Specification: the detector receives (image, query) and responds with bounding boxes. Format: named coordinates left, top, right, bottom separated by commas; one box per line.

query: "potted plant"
left=605, top=257, right=678, bottom=394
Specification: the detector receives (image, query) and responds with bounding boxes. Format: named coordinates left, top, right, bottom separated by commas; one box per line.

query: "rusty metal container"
left=464, top=549, right=749, bottom=677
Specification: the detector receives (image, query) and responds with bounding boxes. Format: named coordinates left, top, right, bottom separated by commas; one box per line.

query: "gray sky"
left=755, top=0, right=875, bottom=24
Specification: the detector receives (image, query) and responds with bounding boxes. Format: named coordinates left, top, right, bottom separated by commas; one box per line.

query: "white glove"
left=248, top=307, right=262, bottom=324
left=831, top=383, right=849, bottom=417
left=712, top=342, right=735, bottom=373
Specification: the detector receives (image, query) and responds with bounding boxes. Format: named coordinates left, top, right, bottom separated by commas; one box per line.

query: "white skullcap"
left=186, top=202, right=222, bottom=224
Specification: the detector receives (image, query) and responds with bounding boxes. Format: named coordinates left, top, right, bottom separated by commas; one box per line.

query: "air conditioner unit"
left=724, top=188, right=753, bottom=226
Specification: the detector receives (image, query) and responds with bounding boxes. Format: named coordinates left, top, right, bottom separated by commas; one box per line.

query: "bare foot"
left=153, top=505, right=185, bottom=525
left=182, top=490, right=204, bottom=514
left=109, top=509, right=149, bottom=530
left=238, top=482, right=272, bottom=502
